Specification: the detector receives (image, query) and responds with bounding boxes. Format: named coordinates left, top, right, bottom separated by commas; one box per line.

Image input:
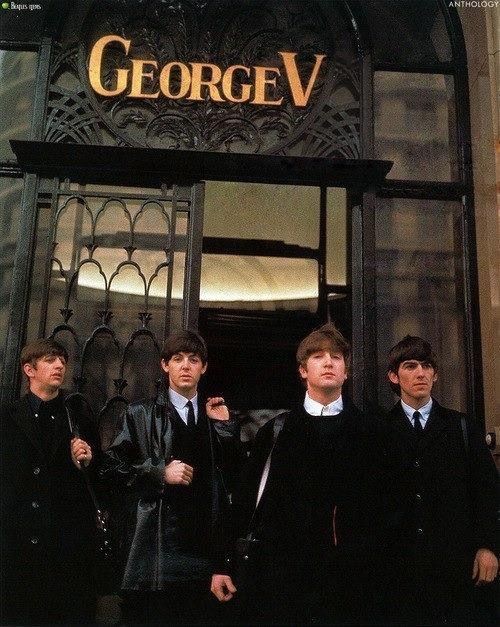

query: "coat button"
left=415, top=493, right=422, bottom=501
left=31, top=537, right=39, bottom=544
left=31, top=501, right=39, bottom=509
left=416, top=528, right=424, bottom=535
left=414, top=460, right=420, bottom=469
left=33, top=467, right=40, bottom=475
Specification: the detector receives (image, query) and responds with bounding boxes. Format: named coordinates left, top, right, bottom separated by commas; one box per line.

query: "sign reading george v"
left=89, top=35, right=326, bottom=107
left=44, top=0, right=360, bottom=155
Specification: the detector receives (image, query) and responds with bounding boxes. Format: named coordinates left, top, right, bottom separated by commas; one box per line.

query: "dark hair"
left=20, top=338, right=68, bottom=368
left=296, top=323, right=351, bottom=373
left=387, top=335, right=438, bottom=394
left=160, top=329, right=208, bottom=365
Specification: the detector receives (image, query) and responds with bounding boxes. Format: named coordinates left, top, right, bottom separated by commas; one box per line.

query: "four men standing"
left=0, top=330, right=497, bottom=625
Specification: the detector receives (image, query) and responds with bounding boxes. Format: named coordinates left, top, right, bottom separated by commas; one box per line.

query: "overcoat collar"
left=284, top=396, right=361, bottom=433
left=12, top=392, right=71, bottom=459
left=388, top=398, right=448, bottom=449
left=154, top=392, right=212, bottom=461
left=11, top=395, right=43, bottom=455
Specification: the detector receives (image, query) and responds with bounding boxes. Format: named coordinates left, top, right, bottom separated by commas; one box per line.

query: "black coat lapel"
left=388, top=402, right=417, bottom=443
left=419, top=399, right=448, bottom=450
left=50, top=410, right=71, bottom=460
left=11, top=395, right=44, bottom=456
left=157, top=398, right=174, bottom=461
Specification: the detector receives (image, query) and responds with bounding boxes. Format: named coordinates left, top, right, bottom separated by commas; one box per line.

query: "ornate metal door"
left=19, top=177, right=204, bottom=446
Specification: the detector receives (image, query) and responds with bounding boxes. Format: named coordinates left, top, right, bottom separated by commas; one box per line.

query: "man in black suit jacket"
left=102, top=330, right=237, bottom=625
left=0, top=338, right=97, bottom=625
left=212, top=323, right=377, bottom=624
left=379, top=335, right=498, bottom=625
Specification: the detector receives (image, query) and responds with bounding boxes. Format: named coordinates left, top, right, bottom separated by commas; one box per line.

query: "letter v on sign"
left=279, top=52, right=326, bottom=107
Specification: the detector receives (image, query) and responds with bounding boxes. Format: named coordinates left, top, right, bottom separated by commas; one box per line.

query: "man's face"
left=299, top=350, right=347, bottom=401
left=161, top=351, right=207, bottom=398
left=388, top=359, right=437, bottom=407
left=23, top=354, right=67, bottom=394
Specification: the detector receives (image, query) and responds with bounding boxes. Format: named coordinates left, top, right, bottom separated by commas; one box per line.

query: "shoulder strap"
left=65, top=404, right=114, bottom=559
left=460, top=415, right=470, bottom=459
left=245, top=411, right=289, bottom=537
left=272, top=411, right=287, bottom=444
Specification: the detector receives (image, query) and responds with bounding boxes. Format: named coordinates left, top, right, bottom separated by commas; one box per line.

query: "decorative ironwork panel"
left=44, top=0, right=360, bottom=157
left=29, top=180, right=202, bottom=443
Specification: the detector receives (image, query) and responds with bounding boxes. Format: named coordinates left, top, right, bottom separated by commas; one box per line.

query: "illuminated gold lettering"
left=222, top=65, right=251, bottom=103
left=252, top=66, right=282, bottom=105
left=279, top=52, right=325, bottom=107
left=129, top=59, right=159, bottom=98
left=88, top=36, right=327, bottom=107
left=159, top=62, right=191, bottom=99
left=89, top=35, right=130, bottom=96
left=188, top=63, right=224, bottom=102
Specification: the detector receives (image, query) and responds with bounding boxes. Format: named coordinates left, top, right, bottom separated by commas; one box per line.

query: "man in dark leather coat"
left=0, top=338, right=97, bottom=625
left=212, top=324, right=378, bottom=624
left=378, top=335, right=498, bottom=625
left=101, top=329, right=238, bottom=624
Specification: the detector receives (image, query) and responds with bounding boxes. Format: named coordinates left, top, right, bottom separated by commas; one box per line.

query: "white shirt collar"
left=168, top=388, right=198, bottom=424
left=401, top=397, right=433, bottom=427
left=303, top=391, right=343, bottom=416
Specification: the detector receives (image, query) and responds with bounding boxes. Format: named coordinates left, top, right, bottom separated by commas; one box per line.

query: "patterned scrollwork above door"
left=44, top=0, right=360, bottom=157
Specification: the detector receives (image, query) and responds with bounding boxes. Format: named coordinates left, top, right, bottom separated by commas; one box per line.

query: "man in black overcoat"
left=378, top=335, right=498, bottom=625
left=212, top=323, right=378, bottom=624
left=0, top=338, right=97, bottom=625
left=101, top=329, right=238, bottom=625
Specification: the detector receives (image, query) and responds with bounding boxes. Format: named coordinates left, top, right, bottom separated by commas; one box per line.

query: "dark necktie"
left=186, top=400, right=196, bottom=429
left=413, top=410, right=423, bottom=434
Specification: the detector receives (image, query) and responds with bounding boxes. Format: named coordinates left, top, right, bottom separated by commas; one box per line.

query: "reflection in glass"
left=326, top=187, right=347, bottom=286
left=375, top=198, right=466, bottom=411
left=202, top=181, right=322, bottom=311
left=0, top=178, right=22, bottom=373
left=0, top=50, right=37, bottom=161
left=205, top=181, right=320, bottom=248
left=374, top=72, right=457, bottom=181
left=200, top=255, right=318, bottom=311
left=364, top=0, right=452, bottom=65
left=170, top=251, right=186, bottom=331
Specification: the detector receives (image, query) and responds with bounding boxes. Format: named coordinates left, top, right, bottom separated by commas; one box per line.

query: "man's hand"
left=71, top=437, right=92, bottom=469
left=164, top=459, right=194, bottom=485
left=206, top=397, right=229, bottom=422
left=472, top=548, right=498, bottom=585
left=211, top=574, right=237, bottom=602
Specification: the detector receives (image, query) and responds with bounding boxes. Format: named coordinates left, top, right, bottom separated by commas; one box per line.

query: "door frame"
left=3, top=140, right=391, bottom=409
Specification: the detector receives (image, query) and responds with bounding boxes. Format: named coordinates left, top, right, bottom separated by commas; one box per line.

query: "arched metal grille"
left=29, top=179, right=204, bottom=445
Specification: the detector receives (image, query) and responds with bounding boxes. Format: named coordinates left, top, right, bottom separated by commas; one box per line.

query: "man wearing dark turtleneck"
left=0, top=338, right=97, bottom=625
left=212, top=324, right=377, bottom=625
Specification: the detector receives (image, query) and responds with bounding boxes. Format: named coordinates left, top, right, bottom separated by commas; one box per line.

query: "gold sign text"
left=89, top=35, right=326, bottom=107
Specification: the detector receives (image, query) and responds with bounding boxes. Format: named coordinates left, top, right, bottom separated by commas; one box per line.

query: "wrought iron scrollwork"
left=43, top=0, right=360, bottom=157
left=43, top=183, right=191, bottom=440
